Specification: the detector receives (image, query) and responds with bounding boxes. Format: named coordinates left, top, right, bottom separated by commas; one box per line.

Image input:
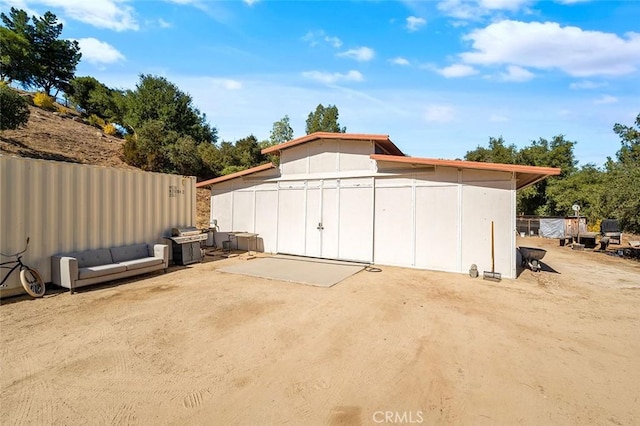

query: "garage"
left=197, top=132, right=560, bottom=278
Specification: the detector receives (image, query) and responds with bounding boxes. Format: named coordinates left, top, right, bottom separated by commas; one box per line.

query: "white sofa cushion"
left=119, top=257, right=163, bottom=271
left=111, top=244, right=150, bottom=263
left=79, top=264, right=127, bottom=280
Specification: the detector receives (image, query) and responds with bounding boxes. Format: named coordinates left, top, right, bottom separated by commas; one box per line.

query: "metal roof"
left=371, top=154, right=561, bottom=190
left=196, top=162, right=276, bottom=188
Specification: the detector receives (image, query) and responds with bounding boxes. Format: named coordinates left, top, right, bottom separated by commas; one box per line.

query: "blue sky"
left=2, top=0, right=639, bottom=166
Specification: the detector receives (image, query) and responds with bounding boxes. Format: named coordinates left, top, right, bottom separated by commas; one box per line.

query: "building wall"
left=372, top=168, right=516, bottom=277
left=280, top=139, right=374, bottom=177
left=0, top=155, right=196, bottom=297
left=207, top=164, right=517, bottom=278
left=209, top=174, right=279, bottom=252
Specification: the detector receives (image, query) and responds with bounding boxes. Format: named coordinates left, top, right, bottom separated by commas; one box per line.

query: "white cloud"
left=24, top=0, right=139, bottom=31
left=337, top=46, right=375, bottom=62
left=406, top=16, right=426, bottom=32
left=390, top=57, right=410, bottom=66
left=594, top=95, right=618, bottom=105
left=302, top=30, right=342, bottom=49
left=437, top=0, right=477, bottom=20
left=499, top=65, right=534, bottom=82
left=301, top=70, right=364, bottom=85
left=219, top=79, right=242, bottom=90
left=243, top=0, right=259, bottom=5
left=425, top=105, right=455, bottom=123
left=437, top=0, right=531, bottom=20
left=76, top=38, right=125, bottom=65
left=569, top=80, right=607, bottom=90
left=461, top=20, right=640, bottom=77
left=479, top=0, right=531, bottom=10
left=325, top=36, right=342, bottom=48
left=158, top=18, right=172, bottom=28
left=437, top=63, right=479, bottom=78
left=489, top=114, right=508, bottom=122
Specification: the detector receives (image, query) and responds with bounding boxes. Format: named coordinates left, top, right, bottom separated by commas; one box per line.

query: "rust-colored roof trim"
left=261, top=132, right=404, bottom=156
left=371, top=154, right=561, bottom=190
left=196, top=162, right=276, bottom=187
left=371, top=154, right=561, bottom=174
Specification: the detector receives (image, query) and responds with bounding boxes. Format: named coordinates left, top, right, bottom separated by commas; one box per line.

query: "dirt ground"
left=1, top=237, right=639, bottom=425
left=0, top=104, right=131, bottom=169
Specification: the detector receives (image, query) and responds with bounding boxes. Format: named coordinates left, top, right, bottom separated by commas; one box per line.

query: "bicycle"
left=0, top=237, right=45, bottom=298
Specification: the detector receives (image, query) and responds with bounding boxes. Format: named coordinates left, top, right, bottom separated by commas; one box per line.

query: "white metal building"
left=1, top=155, right=196, bottom=297
left=197, top=133, right=560, bottom=278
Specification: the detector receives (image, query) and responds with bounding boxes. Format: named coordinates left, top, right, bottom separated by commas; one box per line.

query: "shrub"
left=0, top=85, right=30, bottom=130
left=33, top=92, right=55, bottom=110
left=56, top=104, right=73, bottom=115
left=88, top=114, right=106, bottom=128
left=587, top=218, right=602, bottom=233
left=102, top=123, right=119, bottom=136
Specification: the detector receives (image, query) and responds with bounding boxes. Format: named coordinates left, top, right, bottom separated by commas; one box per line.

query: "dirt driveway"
left=1, top=236, right=639, bottom=425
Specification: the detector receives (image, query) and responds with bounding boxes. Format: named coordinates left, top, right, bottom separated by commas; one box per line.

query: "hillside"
left=0, top=104, right=211, bottom=228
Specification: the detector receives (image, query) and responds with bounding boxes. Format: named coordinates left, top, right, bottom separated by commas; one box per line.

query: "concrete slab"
left=217, top=255, right=366, bottom=287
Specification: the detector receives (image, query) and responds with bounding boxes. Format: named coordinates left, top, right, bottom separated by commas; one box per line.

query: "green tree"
left=305, top=104, right=346, bottom=134
left=197, top=135, right=271, bottom=179
left=0, top=8, right=81, bottom=95
left=29, top=12, right=81, bottom=96
left=121, top=74, right=218, bottom=176
left=69, top=76, right=122, bottom=121
left=465, top=137, right=517, bottom=164
left=234, top=135, right=268, bottom=169
left=1, top=9, right=34, bottom=85
left=612, top=113, right=640, bottom=166
left=123, top=74, right=216, bottom=144
left=0, top=27, right=32, bottom=84
left=0, top=84, right=30, bottom=130
left=0, top=7, right=31, bottom=34
left=545, top=164, right=604, bottom=221
left=598, top=114, right=640, bottom=233
left=516, top=135, right=578, bottom=215
left=269, top=115, right=294, bottom=145
left=123, top=120, right=174, bottom=172
left=166, top=135, right=202, bottom=176
left=198, top=142, right=223, bottom=179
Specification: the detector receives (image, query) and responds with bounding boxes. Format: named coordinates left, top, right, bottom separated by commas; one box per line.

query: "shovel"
left=483, top=221, right=502, bottom=282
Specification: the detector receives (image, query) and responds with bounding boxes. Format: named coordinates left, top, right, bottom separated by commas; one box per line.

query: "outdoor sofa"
left=51, top=243, right=168, bottom=294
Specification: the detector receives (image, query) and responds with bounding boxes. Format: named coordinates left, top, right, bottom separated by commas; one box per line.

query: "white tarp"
left=540, top=218, right=565, bottom=238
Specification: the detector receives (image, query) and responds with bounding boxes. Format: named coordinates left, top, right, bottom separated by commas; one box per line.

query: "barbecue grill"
left=165, top=227, right=207, bottom=265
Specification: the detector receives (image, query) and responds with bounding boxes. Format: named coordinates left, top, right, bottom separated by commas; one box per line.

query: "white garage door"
left=276, top=179, right=373, bottom=263
left=276, top=182, right=306, bottom=255
left=337, top=179, right=373, bottom=262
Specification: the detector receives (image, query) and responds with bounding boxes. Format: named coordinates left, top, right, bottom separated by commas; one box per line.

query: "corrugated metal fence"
left=1, top=155, right=196, bottom=297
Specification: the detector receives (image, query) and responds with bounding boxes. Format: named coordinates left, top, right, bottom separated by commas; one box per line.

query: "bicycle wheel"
left=20, top=267, right=45, bottom=298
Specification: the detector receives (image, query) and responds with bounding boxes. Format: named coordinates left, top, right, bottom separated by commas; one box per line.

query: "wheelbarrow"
left=518, top=246, right=547, bottom=272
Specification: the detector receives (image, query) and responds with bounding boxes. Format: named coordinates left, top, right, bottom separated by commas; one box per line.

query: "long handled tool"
left=483, top=221, right=502, bottom=282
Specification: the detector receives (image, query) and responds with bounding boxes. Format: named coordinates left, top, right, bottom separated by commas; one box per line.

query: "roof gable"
left=261, top=132, right=404, bottom=156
